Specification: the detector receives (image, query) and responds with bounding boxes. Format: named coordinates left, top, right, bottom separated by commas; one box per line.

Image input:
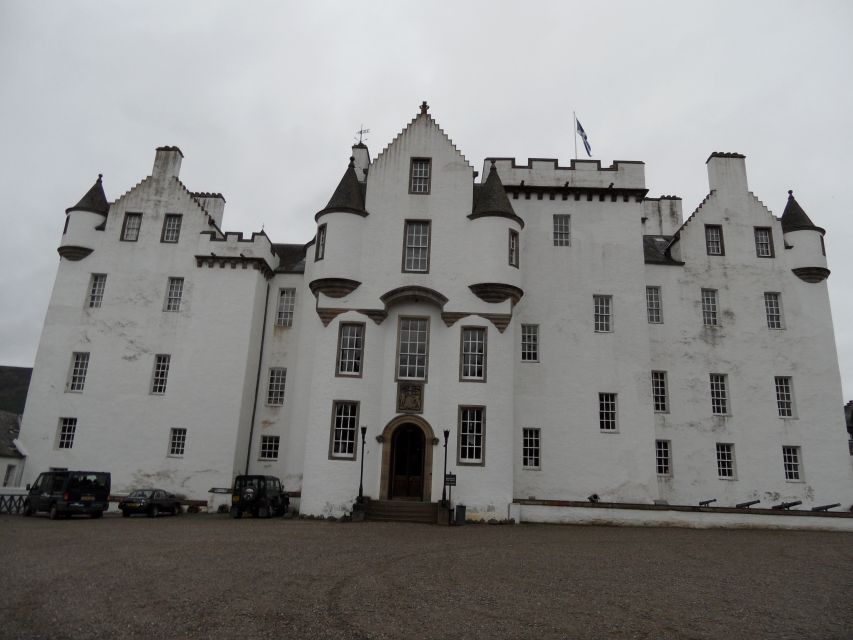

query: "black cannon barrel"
left=736, top=499, right=761, bottom=509
left=771, top=500, right=802, bottom=510
left=698, top=499, right=717, bottom=507
left=811, top=503, right=841, bottom=512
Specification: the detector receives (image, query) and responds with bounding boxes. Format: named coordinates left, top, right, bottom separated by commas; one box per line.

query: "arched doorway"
left=390, top=424, right=425, bottom=499
left=380, top=416, right=436, bottom=502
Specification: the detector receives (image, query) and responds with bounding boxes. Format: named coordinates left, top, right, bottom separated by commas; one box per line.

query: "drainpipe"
left=245, top=282, right=271, bottom=474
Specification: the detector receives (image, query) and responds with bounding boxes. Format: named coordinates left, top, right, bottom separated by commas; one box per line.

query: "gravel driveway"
left=1, top=513, right=851, bottom=639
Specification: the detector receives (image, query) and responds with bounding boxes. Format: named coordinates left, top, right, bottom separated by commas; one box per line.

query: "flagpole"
left=573, top=111, right=578, bottom=161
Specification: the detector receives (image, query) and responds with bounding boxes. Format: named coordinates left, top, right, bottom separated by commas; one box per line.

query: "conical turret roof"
left=66, top=174, right=109, bottom=215
left=316, top=157, right=367, bottom=219
left=470, top=161, right=523, bottom=227
left=781, top=190, right=821, bottom=233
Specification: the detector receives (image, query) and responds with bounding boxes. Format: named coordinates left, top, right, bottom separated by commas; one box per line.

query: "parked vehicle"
left=118, top=489, right=182, bottom=517
left=231, top=475, right=289, bottom=518
left=23, top=470, right=111, bottom=519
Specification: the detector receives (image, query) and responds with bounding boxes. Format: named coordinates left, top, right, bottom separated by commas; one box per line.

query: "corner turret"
left=470, top=161, right=523, bottom=227
left=58, top=174, right=109, bottom=261
left=781, top=190, right=829, bottom=283
left=315, top=157, right=368, bottom=220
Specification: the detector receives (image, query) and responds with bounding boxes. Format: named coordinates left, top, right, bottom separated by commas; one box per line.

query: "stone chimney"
left=351, top=143, right=370, bottom=182
left=153, top=146, right=183, bottom=179
left=706, top=152, right=747, bottom=195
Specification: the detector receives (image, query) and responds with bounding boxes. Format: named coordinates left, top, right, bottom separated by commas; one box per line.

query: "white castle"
left=18, top=103, right=853, bottom=520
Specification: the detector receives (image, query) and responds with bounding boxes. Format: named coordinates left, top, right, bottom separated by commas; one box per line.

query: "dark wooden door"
left=391, top=424, right=424, bottom=499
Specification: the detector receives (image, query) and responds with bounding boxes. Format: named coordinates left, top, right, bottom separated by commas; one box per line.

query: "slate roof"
left=66, top=174, right=109, bottom=215
left=272, top=243, right=307, bottom=273
left=781, top=190, right=822, bottom=234
left=471, top=161, right=523, bottom=227
left=643, top=235, right=683, bottom=265
left=316, top=157, right=367, bottom=217
left=0, top=411, right=23, bottom=459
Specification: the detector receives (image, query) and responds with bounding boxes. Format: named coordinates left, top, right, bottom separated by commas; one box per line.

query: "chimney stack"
left=153, top=146, right=183, bottom=179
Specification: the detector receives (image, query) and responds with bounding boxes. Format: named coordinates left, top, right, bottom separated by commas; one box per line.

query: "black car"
left=118, top=489, right=182, bottom=517
left=231, top=475, right=289, bottom=518
left=24, top=470, right=111, bottom=519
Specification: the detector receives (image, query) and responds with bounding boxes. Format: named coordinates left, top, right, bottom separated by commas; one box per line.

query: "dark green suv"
left=230, top=475, right=289, bottom=518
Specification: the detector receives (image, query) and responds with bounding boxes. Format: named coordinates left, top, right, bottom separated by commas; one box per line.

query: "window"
left=121, top=212, right=142, bottom=241
left=710, top=374, right=728, bottom=415
left=651, top=371, right=668, bottom=413
left=599, top=393, right=617, bottom=431
left=521, top=324, right=539, bottom=362
left=460, top=327, right=486, bottom=381
left=594, top=295, right=612, bottom=332
left=315, top=224, right=326, bottom=261
left=705, top=224, right=724, bottom=255
left=266, top=367, right=287, bottom=406
left=458, top=406, right=485, bottom=465
left=716, top=443, right=735, bottom=478
left=402, top=220, right=430, bottom=272
left=165, top=277, right=184, bottom=312
left=168, top=428, right=186, bottom=456
left=656, top=440, right=671, bottom=476
left=775, top=376, right=795, bottom=418
left=701, top=288, right=719, bottom=326
left=764, top=292, right=783, bottom=329
left=276, top=289, right=296, bottom=327
left=337, top=323, right=365, bottom=377
left=397, top=317, right=429, bottom=380
left=522, top=428, right=540, bottom=469
left=409, top=158, right=431, bottom=194
left=88, top=274, right=106, bottom=308
left=67, top=352, right=90, bottom=392
left=782, top=446, right=801, bottom=480
left=754, top=227, right=774, bottom=257
left=161, top=214, right=183, bottom=243
left=151, top=355, right=171, bottom=394
left=330, top=401, right=359, bottom=459
left=646, top=286, right=662, bottom=324
left=260, top=435, right=280, bottom=461
left=508, top=230, right=519, bottom=267
left=3, top=464, right=16, bottom=487
left=553, top=214, right=571, bottom=246
left=57, top=418, right=77, bottom=449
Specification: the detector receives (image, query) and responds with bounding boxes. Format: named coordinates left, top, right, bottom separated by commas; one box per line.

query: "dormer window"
left=409, top=158, right=431, bottom=194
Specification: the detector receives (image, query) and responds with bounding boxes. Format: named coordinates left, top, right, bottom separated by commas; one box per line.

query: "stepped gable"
left=470, top=160, right=522, bottom=227
left=781, top=190, right=823, bottom=233
left=66, top=174, right=109, bottom=215
left=372, top=101, right=474, bottom=172
left=316, top=157, right=367, bottom=219
left=665, top=190, right=714, bottom=251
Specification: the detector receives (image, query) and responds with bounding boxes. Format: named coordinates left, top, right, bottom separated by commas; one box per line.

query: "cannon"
left=811, top=503, right=840, bottom=512
left=735, top=499, right=761, bottom=509
left=698, top=499, right=717, bottom=507
left=771, top=500, right=802, bottom=510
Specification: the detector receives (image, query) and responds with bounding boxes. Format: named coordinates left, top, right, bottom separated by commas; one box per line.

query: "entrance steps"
left=365, top=500, right=438, bottom=524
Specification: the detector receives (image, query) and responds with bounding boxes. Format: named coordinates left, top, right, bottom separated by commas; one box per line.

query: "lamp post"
left=441, top=429, right=450, bottom=503
left=358, top=425, right=367, bottom=503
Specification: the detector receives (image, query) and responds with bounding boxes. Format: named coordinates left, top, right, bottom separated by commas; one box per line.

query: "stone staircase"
left=364, top=500, right=438, bottom=524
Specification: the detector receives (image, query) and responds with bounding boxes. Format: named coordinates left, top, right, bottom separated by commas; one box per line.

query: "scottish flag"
left=576, top=118, right=592, bottom=157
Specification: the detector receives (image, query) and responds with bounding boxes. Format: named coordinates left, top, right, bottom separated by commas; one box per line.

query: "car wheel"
left=148, top=505, right=159, bottom=518
left=121, top=509, right=130, bottom=518
left=48, top=504, right=59, bottom=520
left=173, top=504, right=181, bottom=516
left=23, top=501, right=33, bottom=517
left=258, top=502, right=269, bottom=518
left=90, top=511, right=103, bottom=519
left=230, top=507, right=242, bottom=519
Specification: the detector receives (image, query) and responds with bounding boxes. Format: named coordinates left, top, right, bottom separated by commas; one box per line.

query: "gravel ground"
left=1, top=513, right=851, bottom=639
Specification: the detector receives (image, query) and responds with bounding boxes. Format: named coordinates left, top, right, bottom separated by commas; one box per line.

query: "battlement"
left=486, top=157, right=646, bottom=190
left=199, top=230, right=277, bottom=267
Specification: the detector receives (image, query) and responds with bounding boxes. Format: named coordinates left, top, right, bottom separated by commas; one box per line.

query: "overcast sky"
left=1, top=1, right=852, bottom=400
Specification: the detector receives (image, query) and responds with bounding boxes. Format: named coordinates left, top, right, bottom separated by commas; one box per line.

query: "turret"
left=58, top=174, right=109, bottom=261
left=781, top=190, right=829, bottom=283
left=308, top=157, right=369, bottom=299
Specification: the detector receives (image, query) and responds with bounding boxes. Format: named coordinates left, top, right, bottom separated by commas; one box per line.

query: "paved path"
left=1, top=514, right=851, bottom=639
